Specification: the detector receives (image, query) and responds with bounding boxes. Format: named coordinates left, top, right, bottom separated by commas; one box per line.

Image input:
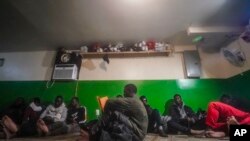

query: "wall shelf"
left=77, top=49, right=173, bottom=58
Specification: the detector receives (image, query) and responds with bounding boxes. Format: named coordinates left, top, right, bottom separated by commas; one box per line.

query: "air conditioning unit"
left=52, top=64, right=78, bottom=80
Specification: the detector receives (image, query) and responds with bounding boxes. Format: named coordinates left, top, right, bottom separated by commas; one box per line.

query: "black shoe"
left=158, top=126, right=168, bottom=137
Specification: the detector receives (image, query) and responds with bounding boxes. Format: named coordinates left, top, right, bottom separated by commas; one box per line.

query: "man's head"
left=174, top=94, right=182, bottom=105
left=116, top=94, right=123, bottom=98
left=54, top=96, right=63, bottom=108
left=140, top=95, right=147, bottom=105
left=33, top=97, right=41, bottom=106
left=123, top=84, right=137, bottom=97
left=70, top=97, right=80, bottom=108
left=220, top=94, right=232, bottom=104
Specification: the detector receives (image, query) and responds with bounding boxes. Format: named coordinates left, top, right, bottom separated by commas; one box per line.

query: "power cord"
left=46, top=80, right=55, bottom=88
left=75, top=80, right=79, bottom=97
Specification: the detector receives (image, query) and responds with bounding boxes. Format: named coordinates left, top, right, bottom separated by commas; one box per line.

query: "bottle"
left=95, top=109, right=100, bottom=119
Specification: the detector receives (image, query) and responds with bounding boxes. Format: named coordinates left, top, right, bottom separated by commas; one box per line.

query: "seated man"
left=219, top=94, right=247, bottom=112
left=168, top=94, right=204, bottom=135
left=205, top=101, right=250, bottom=138
left=66, top=97, right=87, bottom=133
left=140, top=95, right=167, bottom=137
left=0, top=97, right=27, bottom=139
left=78, top=84, right=148, bottom=141
left=37, top=96, right=68, bottom=136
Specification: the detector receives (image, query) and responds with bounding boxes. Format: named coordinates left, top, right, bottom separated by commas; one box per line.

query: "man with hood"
left=37, top=96, right=68, bottom=136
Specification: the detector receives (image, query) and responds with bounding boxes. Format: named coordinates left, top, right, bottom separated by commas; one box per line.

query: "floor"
left=0, top=133, right=229, bottom=141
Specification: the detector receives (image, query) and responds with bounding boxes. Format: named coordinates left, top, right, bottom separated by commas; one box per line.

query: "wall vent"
left=52, top=64, right=78, bottom=80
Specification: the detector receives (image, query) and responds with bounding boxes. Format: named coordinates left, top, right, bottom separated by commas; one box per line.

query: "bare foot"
left=190, top=129, right=205, bottom=135
left=205, top=130, right=226, bottom=138
left=227, top=116, right=239, bottom=125
left=2, top=116, right=18, bottom=133
left=36, top=119, right=49, bottom=134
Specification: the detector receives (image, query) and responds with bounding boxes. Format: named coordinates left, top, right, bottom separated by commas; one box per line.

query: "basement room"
left=0, top=0, right=250, bottom=141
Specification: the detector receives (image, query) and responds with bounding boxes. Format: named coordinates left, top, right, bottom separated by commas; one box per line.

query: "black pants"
left=17, top=121, right=37, bottom=137
left=48, top=121, right=68, bottom=136
left=89, top=111, right=141, bottom=141
left=148, top=109, right=162, bottom=133
left=167, top=119, right=190, bottom=134
left=168, top=118, right=206, bottom=134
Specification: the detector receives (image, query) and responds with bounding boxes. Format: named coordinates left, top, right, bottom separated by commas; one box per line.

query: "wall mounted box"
left=52, top=64, right=78, bottom=80
left=183, top=51, right=201, bottom=78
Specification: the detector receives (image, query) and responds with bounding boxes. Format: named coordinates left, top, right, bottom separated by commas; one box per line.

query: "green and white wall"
left=0, top=39, right=249, bottom=120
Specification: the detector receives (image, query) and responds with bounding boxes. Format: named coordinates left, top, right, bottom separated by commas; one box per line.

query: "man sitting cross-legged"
left=168, top=94, right=205, bottom=135
left=36, top=95, right=68, bottom=136
left=66, top=97, right=87, bottom=134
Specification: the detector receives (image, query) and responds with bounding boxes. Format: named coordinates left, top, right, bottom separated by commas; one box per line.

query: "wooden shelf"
left=79, top=50, right=172, bottom=58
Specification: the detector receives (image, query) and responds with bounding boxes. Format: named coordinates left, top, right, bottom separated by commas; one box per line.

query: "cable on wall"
left=75, top=80, right=79, bottom=97
left=46, top=80, right=55, bottom=88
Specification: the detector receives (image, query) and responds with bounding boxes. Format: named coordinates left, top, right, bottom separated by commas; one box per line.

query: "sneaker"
left=158, top=126, right=168, bottom=137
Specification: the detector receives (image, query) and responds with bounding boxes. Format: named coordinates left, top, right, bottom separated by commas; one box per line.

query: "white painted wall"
left=0, top=51, right=55, bottom=81
left=0, top=51, right=184, bottom=81
left=80, top=55, right=184, bottom=80
left=0, top=40, right=249, bottom=81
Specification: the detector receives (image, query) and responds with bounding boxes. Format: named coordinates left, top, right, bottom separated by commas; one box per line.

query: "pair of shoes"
left=158, top=126, right=168, bottom=137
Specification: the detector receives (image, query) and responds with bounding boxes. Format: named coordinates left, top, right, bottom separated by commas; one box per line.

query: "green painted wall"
left=226, top=70, right=250, bottom=111
left=0, top=79, right=227, bottom=120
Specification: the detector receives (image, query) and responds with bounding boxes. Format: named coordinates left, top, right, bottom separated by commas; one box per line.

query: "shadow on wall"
left=163, top=99, right=174, bottom=116
left=99, top=61, right=107, bottom=71
left=43, top=51, right=57, bottom=80
left=82, top=59, right=96, bottom=70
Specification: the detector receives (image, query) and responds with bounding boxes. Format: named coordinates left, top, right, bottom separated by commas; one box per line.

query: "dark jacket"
left=104, top=97, right=148, bottom=141
left=169, top=102, right=197, bottom=123
left=144, top=104, right=153, bottom=116
left=66, top=106, right=87, bottom=124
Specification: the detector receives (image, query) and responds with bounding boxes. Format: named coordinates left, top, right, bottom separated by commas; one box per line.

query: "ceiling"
left=0, top=0, right=249, bottom=52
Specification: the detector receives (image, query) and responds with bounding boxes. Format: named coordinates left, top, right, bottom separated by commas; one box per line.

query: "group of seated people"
left=0, top=83, right=250, bottom=141
left=0, top=96, right=87, bottom=139
left=140, top=93, right=250, bottom=138
left=139, top=94, right=206, bottom=137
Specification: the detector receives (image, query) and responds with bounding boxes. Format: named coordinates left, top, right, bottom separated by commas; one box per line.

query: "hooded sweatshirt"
left=40, top=103, right=67, bottom=122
